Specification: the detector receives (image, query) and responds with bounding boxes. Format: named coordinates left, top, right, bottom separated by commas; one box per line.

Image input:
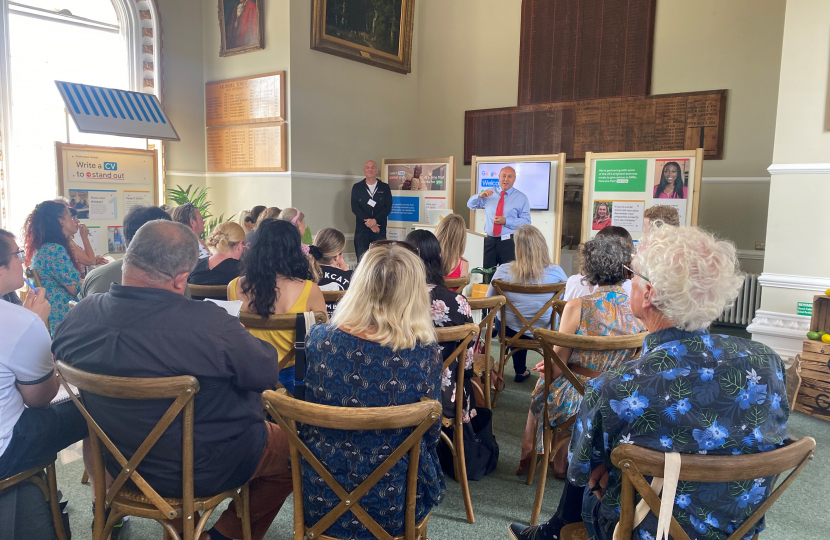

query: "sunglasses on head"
left=369, top=240, right=420, bottom=255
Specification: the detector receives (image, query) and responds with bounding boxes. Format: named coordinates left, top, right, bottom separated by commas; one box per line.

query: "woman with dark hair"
left=228, top=219, right=326, bottom=393
left=405, top=229, right=477, bottom=423
left=22, top=201, right=82, bottom=335
left=653, top=161, right=687, bottom=199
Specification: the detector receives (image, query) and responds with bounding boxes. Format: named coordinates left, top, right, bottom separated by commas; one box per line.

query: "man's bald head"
left=123, top=220, right=199, bottom=285
left=499, top=166, right=517, bottom=191
left=364, top=160, right=379, bottom=181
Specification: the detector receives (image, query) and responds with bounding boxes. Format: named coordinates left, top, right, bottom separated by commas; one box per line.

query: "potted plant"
left=166, top=184, right=234, bottom=239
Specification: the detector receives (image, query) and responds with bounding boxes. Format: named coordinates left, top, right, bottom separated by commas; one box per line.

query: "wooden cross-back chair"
left=559, top=437, right=816, bottom=540
left=0, top=455, right=68, bottom=540
left=465, top=295, right=507, bottom=408
left=445, top=277, right=471, bottom=293
left=262, top=389, right=442, bottom=540
left=55, top=361, right=252, bottom=540
left=528, top=328, right=647, bottom=525
left=489, top=280, right=567, bottom=407
left=321, top=290, right=347, bottom=304
left=434, top=323, right=480, bottom=523
left=239, top=311, right=327, bottom=394
left=187, top=284, right=228, bottom=300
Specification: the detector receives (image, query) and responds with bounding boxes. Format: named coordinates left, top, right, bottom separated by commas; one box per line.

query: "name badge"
left=501, top=233, right=511, bottom=241
left=368, top=199, right=377, bottom=207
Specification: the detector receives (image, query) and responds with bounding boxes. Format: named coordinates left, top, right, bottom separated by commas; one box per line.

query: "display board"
left=581, top=148, right=703, bottom=243
left=205, top=72, right=285, bottom=127
left=206, top=123, right=287, bottom=172
left=56, top=143, right=158, bottom=256
left=381, top=157, right=456, bottom=240
left=469, top=153, right=566, bottom=265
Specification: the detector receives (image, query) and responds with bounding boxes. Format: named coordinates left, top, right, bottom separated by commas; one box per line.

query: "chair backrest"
left=491, top=280, right=566, bottom=342
left=611, top=437, right=816, bottom=540
left=533, top=328, right=646, bottom=396
left=466, top=295, right=506, bottom=354
left=434, top=324, right=479, bottom=421
left=445, top=277, right=471, bottom=292
left=321, top=290, right=347, bottom=303
left=262, top=389, right=442, bottom=540
left=54, top=360, right=200, bottom=522
left=187, top=284, right=229, bottom=300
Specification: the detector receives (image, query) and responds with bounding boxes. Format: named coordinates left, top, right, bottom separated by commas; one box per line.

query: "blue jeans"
left=493, top=317, right=532, bottom=374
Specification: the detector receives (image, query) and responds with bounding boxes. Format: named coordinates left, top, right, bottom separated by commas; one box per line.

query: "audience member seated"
left=563, top=226, right=634, bottom=301
left=277, top=207, right=313, bottom=245
left=243, top=205, right=266, bottom=234
left=229, top=219, right=327, bottom=394
left=187, top=221, right=245, bottom=289
left=407, top=230, right=476, bottom=423
left=309, top=228, right=352, bottom=317
left=486, top=225, right=568, bottom=383
left=171, top=203, right=209, bottom=258
left=304, top=242, right=445, bottom=539
left=517, top=235, right=645, bottom=477
left=80, top=206, right=173, bottom=298
left=245, top=206, right=280, bottom=246
left=0, top=228, right=88, bottom=482
left=52, top=220, right=294, bottom=540
left=509, top=226, right=789, bottom=540
left=435, top=213, right=469, bottom=289
left=643, top=204, right=681, bottom=232
left=67, top=207, right=108, bottom=272
left=23, top=201, right=81, bottom=335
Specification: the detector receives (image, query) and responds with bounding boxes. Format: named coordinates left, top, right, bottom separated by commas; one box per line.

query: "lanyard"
left=366, top=182, right=378, bottom=200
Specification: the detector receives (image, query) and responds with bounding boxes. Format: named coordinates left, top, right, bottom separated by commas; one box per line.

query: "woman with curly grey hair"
left=516, top=235, right=646, bottom=477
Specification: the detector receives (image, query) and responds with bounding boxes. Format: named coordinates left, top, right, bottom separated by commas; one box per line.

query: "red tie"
left=492, top=190, right=506, bottom=237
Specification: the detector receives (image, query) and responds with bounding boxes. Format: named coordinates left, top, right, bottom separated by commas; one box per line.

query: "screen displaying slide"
left=476, top=161, right=552, bottom=210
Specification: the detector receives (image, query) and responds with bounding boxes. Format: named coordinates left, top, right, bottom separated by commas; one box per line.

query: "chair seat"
left=0, top=456, right=56, bottom=491
left=561, top=522, right=588, bottom=540
left=112, top=486, right=239, bottom=518
left=472, top=353, right=489, bottom=377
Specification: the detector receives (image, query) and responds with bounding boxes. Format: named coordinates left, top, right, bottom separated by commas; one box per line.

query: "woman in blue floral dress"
left=303, top=242, right=445, bottom=540
left=519, top=236, right=645, bottom=476
left=23, top=201, right=81, bottom=335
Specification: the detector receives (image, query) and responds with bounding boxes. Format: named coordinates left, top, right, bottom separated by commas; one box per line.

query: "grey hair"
left=123, top=220, right=199, bottom=283
left=579, top=235, right=630, bottom=287
left=634, top=225, right=743, bottom=331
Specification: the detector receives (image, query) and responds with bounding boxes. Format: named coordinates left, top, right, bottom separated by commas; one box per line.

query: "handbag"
left=437, top=407, right=499, bottom=482
left=292, top=311, right=317, bottom=401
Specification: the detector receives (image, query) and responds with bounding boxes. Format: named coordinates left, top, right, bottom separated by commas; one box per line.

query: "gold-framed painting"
left=218, top=0, right=265, bottom=57
left=311, top=0, right=415, bottom=74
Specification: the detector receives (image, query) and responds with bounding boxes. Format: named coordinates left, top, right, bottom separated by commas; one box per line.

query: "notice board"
left=205, top=71, right=287, bottom=172
left=56, top=143, right=158, bottom=256
left=381, top=157, right=456, bottom=241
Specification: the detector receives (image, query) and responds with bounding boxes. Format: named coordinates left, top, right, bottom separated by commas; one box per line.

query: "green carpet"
left=53, top=349, right=829, bottom=539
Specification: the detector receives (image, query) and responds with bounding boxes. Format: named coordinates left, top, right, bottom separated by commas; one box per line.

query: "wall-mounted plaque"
left=205, top=71, right=285, bottom=127
left=206, top=122, right=286, bottom=172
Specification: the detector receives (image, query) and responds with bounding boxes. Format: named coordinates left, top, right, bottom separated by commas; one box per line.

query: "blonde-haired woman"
left=302, top=242, right=444, bottom=538
left=310, top=228, right=352, bottom=317
left=278, top=207, right=313, bottom=245
left=435, top=213, right=469, bottom=285
left=187, top=221, right=245, bottom=288
left=486, top=224, right=567, bottom=382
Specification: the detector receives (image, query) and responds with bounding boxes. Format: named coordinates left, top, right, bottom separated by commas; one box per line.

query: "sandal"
left=516, top=456, right=532, bottom=476
left=514, top=370, right=531, bottom=383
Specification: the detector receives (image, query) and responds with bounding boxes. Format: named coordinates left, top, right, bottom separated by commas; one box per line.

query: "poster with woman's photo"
left=653, top=159, right=690, bottom=200
left=107, top=226, right=126, bottom=254
left=387, top=163, right=449, bottom=191
left=592, top=201, right=613, bottom=230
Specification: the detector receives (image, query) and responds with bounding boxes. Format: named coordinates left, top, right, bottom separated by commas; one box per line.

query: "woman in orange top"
left=228, top=219, right=326, bottom=393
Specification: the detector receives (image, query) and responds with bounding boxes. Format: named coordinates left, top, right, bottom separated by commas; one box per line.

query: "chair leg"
left=483, top=356, right=492, bottom=410
left=81, top=469, right=89, bottom=484
left=530, top=421, right=552, bottom=525
left=453, top=425, right=475, bottom=524
left=101, top=511, right=126, bottom=540
left=46, top=463, right=68, bottom=540
left=525, top=451, right=537, bottom=486
left=241, top=483, right=252, bottom=540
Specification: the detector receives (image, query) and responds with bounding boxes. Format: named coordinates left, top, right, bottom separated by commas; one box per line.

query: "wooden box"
left=809, top=295, right=830, bottom=333
left=796, top=297, right=830, bottom=421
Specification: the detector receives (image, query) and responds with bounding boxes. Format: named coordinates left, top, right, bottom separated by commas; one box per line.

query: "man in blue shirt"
left=467, top=166, right=532, bottom=269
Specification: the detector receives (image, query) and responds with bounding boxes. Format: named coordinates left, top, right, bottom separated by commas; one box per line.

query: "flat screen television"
left=475, top=161, right=552, bottom=211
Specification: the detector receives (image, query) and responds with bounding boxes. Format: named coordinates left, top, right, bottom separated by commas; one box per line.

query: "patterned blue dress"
left=302, top=325, right=446, bottom=539
left=569, top=328, right=789, bottom=540
left=30, top=243, right=80, bottom=335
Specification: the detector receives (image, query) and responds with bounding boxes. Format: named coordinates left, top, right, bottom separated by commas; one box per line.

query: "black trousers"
left=354, top=229, right=386, bottom=261
left=483, top=235, right=516, bottom=269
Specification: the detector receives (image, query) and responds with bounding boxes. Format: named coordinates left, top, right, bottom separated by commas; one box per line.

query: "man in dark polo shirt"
left=351, top=160, right=392, bottom=260
left=53, top=220, right=290, bottom=540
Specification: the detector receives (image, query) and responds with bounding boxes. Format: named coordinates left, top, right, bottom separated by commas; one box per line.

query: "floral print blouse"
left=568, top=328, right=789, bottom=540
left=428, top=284, right=476, bottom=423
left=31, top=243, right=80, bottom=335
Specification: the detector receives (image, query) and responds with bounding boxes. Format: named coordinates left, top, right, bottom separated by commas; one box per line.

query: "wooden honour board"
left=464, top=89, right=726, bottom=164
left=205, top=71, right=285, bottom=127
left=207, top=123, right=287, bottom=172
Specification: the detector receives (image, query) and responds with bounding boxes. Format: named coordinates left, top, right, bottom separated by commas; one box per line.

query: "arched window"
left=0, top=0, right=161, bottom=236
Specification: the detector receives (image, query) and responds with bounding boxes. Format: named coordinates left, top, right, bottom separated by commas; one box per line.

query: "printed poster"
left=124, top=191, right=152, bottom=214
left=653, top=159, right=690, bottom=199
left=389, top=196, right=420, bottom=222
left=85, top=226, right=103, bottom=256
left=69, top=189, right=116, bottom=220
left=594, top=160, right=647, bottom=192
left=424, top=197, right=447, bottom=211
left=386, top=227, right=408, bottom=241
left=658, top=199, right=687, bottom=226
left=610, top=201, right=644, bottom=232
left=107, top=226, right=126, bottom=254
left=387, top=163, right=448, bottom=191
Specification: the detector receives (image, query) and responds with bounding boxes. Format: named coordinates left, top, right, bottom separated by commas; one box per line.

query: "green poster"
left=797, top=302, right=813, bottom=317
left=595, top=159, right=648, bottom=192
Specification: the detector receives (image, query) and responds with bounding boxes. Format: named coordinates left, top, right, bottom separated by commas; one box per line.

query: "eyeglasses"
left=369, top=240, right=420, bottom=255
left=12, top=249, right=25, bottom=262
left=623, top=264, right=650, bottom=283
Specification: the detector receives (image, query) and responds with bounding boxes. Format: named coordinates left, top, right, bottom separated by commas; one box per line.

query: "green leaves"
left=700, top=408, right=718, bottom=428
left=670, top=377, right=692, bottom=400
left=632, top=409, right=661, bottom=435
left=719, top=367, right=746, bottom=397
left=166, top=184, right=213, bottom=219
left=746, top=404, right=767, bottom=428
left=671, top=427, right=692, bottom=446
left=646, top=350, right=677, bottom=373
left=676, top=480, right=697, bottom=494
left=728, top=480, right=752, bottom=497
left=616, top=380, right=640, bottom=398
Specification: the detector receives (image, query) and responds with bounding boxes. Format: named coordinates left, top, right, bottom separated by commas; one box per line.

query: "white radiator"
left=717, top=273, right=761, bottom=326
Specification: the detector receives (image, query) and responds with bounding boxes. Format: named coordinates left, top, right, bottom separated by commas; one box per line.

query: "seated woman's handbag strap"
left=293, top=312, right=316, bottom=401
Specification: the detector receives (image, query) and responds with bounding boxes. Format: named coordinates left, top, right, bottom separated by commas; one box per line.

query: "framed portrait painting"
left=218, top=0, right=265, bottom=57
left=311, top=0, right=415, bottom=74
